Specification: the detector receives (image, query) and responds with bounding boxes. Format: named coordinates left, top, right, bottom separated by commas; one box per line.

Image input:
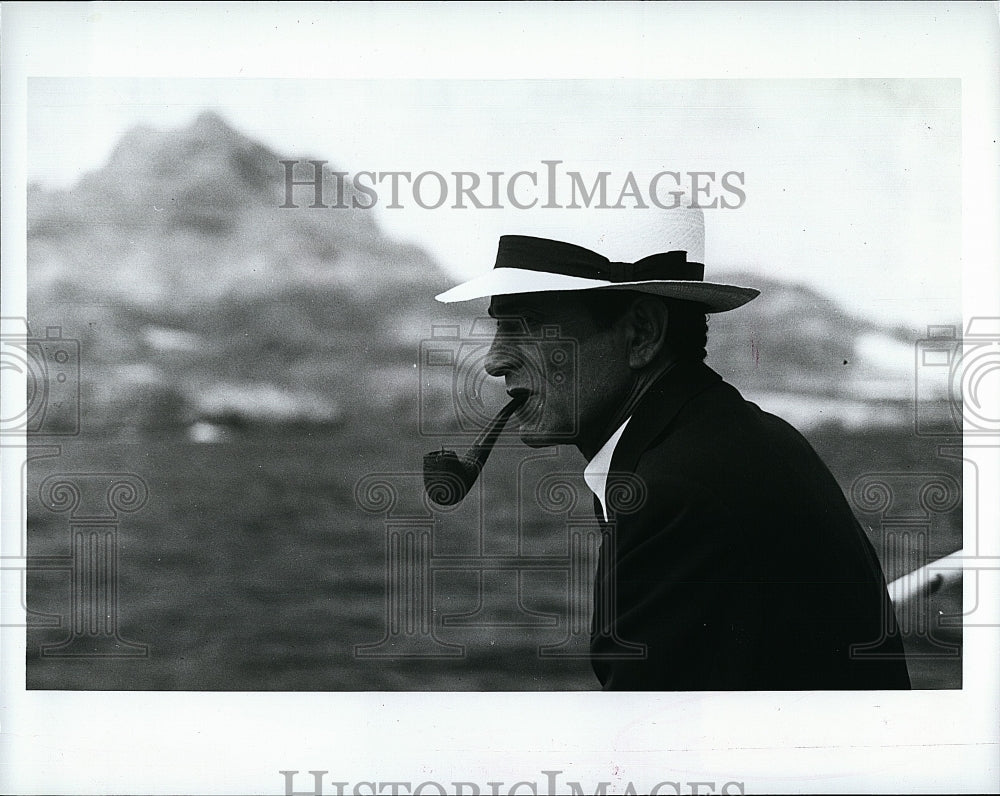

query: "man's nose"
left=484, top=334, right=520, bottom=377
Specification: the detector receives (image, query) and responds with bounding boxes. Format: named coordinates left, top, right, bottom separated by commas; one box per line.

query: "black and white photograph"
left=2, top=3, right=998, bottom=794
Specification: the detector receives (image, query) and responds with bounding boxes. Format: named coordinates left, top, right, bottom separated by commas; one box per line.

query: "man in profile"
left=435, top=209, right=910, bottom=690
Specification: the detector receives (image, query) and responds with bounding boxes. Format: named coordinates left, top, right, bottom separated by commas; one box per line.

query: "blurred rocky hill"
left=27, top=111, right=465, bottom=434
left=27, top=111, right=935, bottom=437
left=707, top=271, right=929, bottom=430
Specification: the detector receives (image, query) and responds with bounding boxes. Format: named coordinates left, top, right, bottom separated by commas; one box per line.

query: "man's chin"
left=517, top=427, right=567, bottom=448
left=520, top=435, right=557, bottom=449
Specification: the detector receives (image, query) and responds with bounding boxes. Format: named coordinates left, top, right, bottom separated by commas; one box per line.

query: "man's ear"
left=625, top=296, right=670, bottom=369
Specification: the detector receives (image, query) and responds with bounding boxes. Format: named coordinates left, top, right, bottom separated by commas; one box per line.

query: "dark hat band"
left=494, top=235, right=704, bottom=283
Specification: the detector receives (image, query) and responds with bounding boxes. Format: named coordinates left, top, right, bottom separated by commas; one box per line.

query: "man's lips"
left=507, top=388, right=536, bottom=419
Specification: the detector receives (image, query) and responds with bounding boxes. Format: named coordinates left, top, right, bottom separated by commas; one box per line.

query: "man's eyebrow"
left=489, top=302, right=540, bottom=321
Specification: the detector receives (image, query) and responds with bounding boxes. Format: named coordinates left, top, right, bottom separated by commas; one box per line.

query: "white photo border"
left=1, top=3, right=998, bottom=794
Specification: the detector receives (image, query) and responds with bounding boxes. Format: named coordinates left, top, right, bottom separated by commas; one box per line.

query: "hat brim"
left=435, top=268, right=759, bottom=313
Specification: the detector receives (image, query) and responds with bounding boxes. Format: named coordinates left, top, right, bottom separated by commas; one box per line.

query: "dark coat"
left=591, top=360, right=911, bottom=690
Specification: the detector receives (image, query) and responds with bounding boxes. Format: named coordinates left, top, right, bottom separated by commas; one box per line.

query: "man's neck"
left=578, top=359, right=680, bottom=461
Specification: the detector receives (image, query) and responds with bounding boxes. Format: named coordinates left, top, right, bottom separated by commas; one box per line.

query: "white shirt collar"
left=583, top=417, right=632, bottom=522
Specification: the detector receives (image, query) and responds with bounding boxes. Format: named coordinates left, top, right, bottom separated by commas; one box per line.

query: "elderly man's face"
left=485, top=292, right=633, bottom=453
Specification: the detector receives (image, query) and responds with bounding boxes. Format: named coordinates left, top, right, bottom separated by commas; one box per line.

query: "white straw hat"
left=435, top=206, right=759, bottom=312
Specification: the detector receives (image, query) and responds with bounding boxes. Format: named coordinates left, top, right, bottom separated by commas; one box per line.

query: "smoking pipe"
left=423, top=391, right=527, bottom=506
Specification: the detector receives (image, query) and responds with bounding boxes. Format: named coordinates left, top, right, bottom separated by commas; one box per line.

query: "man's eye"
left=496, top=317, right=535, bottom=336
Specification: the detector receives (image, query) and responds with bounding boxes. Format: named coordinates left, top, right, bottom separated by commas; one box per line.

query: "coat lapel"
left=609, top=360, right=722, bottom=482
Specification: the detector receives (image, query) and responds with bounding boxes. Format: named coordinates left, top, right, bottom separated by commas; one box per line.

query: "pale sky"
left=27, top=77, right=961, bottom=328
